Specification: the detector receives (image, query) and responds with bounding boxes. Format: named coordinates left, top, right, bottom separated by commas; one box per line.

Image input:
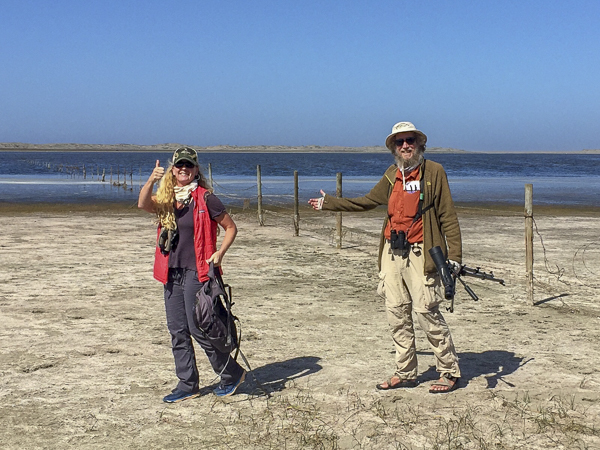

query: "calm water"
left=1, top=151, right=599, bottom=207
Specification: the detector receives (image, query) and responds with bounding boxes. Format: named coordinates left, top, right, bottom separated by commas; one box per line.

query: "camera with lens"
left=390, top=229, right=410, bottom=258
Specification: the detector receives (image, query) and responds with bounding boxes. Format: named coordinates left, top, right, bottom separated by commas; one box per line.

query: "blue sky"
left=1, top=0, right=599, bottom=151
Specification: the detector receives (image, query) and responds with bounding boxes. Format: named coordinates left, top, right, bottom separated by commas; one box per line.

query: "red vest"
left=153, top=186, right=218, bottom=284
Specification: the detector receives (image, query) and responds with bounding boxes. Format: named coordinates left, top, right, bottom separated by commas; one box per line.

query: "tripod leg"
left=457, top=276, right=479, bottom=301
left=237, top=349, right=270, bottom=396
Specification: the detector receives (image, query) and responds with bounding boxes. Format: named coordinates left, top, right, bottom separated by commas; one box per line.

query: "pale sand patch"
left=0, top=204, right=599, bottom=449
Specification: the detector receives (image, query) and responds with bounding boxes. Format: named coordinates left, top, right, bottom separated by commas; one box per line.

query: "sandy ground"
left=1, top=202, right=599, bottom=449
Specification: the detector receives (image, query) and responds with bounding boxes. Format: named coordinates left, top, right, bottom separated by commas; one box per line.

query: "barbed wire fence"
left=534, top=220, right=600, bottom=289
left=209, top=165, right=358, bottom=247
left=525, top=184, right=600, bottom=312
left=24, top=158, right=599, bottom=299
left=572, top=243, right=600, bottom=289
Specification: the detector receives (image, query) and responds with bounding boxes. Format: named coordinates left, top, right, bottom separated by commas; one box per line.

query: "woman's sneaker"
left=163, top=388, right=200, bottom=403
left=213, top=371, right=246, bottom=397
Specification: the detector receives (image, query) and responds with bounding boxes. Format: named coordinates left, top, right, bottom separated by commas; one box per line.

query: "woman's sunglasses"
left=174, top=161, right=196, bottom=169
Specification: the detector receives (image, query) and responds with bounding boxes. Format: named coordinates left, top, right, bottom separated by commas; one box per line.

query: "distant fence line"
left=26, top=159, right=312, bottom=207
left=27, top=158, right=338, bottom=233
left=27, top=159, right=324, bottom=206
left=25, top=158, right=138, bottom=190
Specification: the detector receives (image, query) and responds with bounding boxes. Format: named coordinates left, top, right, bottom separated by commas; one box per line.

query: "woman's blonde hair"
left=154, top=163, right=212, bottom=230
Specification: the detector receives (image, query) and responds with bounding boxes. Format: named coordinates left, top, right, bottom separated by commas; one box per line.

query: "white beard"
left=395, top=150, right=424, bottom=171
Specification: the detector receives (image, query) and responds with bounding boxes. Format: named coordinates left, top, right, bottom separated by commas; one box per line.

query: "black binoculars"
left=158, top=227, right=179, bottom=254
left=390, top=229, right=410, bottom=258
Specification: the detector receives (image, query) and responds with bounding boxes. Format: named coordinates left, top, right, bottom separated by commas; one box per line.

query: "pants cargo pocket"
left=422, top=274, right=444, bottom=310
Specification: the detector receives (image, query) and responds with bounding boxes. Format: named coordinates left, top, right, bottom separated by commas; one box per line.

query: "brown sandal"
left=376, top=376, right=418, bottom=390
left=429, top=374, right=459, bottom=393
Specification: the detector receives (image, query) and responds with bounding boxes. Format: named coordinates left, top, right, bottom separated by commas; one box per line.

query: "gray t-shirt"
left=168, top=193, right=226, bottom=270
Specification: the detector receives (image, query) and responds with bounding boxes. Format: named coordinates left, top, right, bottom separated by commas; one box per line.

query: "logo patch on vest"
left=404, top=180, right=420, bottom=193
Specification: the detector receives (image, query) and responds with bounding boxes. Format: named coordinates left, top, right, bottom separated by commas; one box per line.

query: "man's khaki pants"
left=378, top=241, right=461, bottom=380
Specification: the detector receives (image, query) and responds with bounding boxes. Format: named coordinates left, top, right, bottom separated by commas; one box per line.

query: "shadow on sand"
left=233, top=356, right=322, bottom=396
left=418, top=349, right=533, bottom=389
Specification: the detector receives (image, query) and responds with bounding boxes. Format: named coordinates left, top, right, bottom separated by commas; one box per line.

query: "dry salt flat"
left=0, top=203, right=599, bottom=449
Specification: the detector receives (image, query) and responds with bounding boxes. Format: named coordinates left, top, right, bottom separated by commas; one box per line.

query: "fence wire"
left=24, top=157, right=600, bottom=294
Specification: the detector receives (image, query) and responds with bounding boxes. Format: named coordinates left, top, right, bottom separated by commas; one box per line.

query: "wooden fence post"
left=336, top=172, right=342, bottom=249
left=257, top=165, right=264, bottom=226
left=208, top=163, right=213, bottom=188
left=525, top=184, right=534, bottom=305
left=293, top=170, right=299, bottom=236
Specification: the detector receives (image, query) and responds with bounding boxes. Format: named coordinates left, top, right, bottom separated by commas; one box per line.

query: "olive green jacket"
left=321, top=160, right=462, bottom=274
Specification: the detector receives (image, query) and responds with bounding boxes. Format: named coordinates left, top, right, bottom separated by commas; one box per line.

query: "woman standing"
left=138, top=147, right=245, bottom=402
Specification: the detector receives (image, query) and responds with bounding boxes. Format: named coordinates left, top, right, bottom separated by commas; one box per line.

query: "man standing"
left=308, top=122, right=462, bottom=393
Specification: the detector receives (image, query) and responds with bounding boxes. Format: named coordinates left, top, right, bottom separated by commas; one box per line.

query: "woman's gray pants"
left=163, top=268, right=243, bottom=393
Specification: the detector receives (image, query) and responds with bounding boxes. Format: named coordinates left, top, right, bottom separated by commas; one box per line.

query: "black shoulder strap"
left=411, top=159, right=434, bottom=225
left=417, top=159, right=425, bottom=219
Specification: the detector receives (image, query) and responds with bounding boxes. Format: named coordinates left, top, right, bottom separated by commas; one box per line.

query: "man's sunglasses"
left=394, top=137, right=417, bottom=147
left=174, top=161, right=196, bottom=169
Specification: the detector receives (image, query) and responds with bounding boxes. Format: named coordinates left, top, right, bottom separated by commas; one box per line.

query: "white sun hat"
left=385, top=122, right=428, bottom=151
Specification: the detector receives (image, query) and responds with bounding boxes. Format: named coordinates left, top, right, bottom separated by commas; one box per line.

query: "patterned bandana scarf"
left=174, top=180, right=198, bottom=205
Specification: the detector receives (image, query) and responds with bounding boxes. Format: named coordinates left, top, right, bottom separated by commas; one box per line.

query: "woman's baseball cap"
left=172, top=147, right=199, bottom=167
left=385, top=122, right=428, bottom=151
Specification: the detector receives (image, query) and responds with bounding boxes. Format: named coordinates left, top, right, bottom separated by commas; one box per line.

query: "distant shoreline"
left=0, top=143, right=462, bottom=153
left=0, top=143, right=598, bottom=154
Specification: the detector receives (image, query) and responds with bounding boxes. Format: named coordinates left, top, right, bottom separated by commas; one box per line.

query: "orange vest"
left=384, top=166, right=424, bottom=243
left=153, top=186, right=218, bottom=284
